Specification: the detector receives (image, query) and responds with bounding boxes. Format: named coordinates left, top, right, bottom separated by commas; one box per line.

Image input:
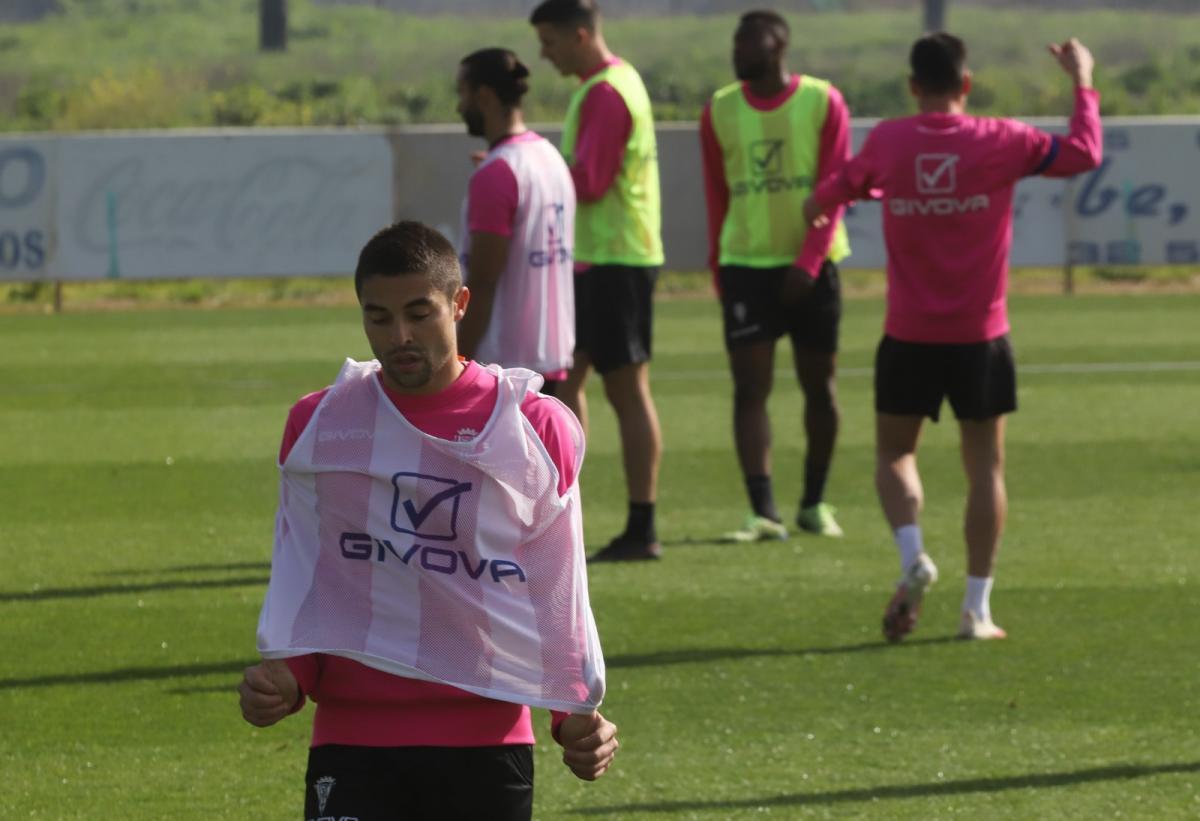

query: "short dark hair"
left=737, top=9, right=789, bottom=45
left=529, top=0, right=598, bottom=32
left=354, top=221, right=462, bottom=300
left=460, top=48, right=531, bottom=108
left=910, top=32, right=967, bottom=95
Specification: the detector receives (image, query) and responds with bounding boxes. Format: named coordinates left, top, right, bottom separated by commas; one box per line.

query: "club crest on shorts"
left=314, top=775, right=336, bottom=814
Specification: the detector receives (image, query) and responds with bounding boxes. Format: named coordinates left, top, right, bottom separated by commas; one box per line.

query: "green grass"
left=2, top=293, right=1199, bottom=818
left=3, top=0, right=1200, bottom=131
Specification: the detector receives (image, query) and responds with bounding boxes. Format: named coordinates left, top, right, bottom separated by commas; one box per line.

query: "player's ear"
left=908, top=76, right=920, bottom=99
left=961, top=71, right=972, bottom=97
left=453, top=286, right=470, bottom=322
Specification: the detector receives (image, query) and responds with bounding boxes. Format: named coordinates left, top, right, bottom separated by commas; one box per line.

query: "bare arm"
left=456, top=231, right=510, bottom=361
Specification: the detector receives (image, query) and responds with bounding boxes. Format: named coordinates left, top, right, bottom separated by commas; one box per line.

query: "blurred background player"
left=700, top=10, right=851, bottom=542
left=531, top=0, right=665, bottom=562
left=805, top=34, right=1102, bottom=641
left=455, top=47, right=577, bottom=395
left=239, top=222, right=617, bottom=820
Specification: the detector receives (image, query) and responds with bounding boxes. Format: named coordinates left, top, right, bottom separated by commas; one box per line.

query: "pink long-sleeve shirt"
left=279, top=360, right=578, bottom=747
left=569, top=57, right=634, bottom=204
left=814, top=87, right=1102, bottom=343
left=700, top=75, right=851, bottom=280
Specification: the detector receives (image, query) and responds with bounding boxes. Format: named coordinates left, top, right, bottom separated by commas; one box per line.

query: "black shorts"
left=874, top=334, right=1017, bottom=422
left=718, top=261, right=842, bottom=353
left=574, top=264, right=658, bottom=374
left=304, top=744, right=533, bottom=821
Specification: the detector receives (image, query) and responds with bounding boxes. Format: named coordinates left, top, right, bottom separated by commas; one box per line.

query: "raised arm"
left=1035, top=38, right=1103, bottom=177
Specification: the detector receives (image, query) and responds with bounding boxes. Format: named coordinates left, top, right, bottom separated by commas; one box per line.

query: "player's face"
left=455, top=68, right=486, bottom=137
left=535, top=23, right=579, bottom=76
left=733, top=25, right=779, bottom=82
left=359, top=272, right=468, bottom=394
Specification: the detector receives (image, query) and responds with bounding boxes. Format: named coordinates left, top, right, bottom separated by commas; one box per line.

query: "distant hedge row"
left=2, top=1, right=1198, bottom=132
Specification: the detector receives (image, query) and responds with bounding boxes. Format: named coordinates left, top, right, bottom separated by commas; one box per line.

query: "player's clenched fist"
left=238, top=659, right=299, bottom=727
left=1048, top=38, right=1094, bottom=89
left=558, top=711, right=619, bottom=781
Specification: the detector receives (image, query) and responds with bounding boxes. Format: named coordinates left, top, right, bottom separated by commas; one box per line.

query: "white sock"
left=893, top=524, right=924, bottom=574
left=963, top=576, right=994, bottom=621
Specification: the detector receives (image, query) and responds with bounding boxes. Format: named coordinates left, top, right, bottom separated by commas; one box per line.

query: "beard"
left=378, top=346, right=435, bottom=390
left=461, top=108, right=485, bottom=137
left=734, top=59, right=768, bottom=82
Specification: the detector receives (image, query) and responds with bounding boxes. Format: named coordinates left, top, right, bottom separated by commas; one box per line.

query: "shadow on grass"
left=3, top=641, right=955, bottom=690
left=97, top=561, right=271, bottom=577
left=607, top=637, right=957, bottom=669
left=570, top=761, right=1200, bottom=815
left=166, top=683, right=242, bottom=695
left=0, top=659, right=257, bottom=690
left=0, top=576, right=268, bottom=602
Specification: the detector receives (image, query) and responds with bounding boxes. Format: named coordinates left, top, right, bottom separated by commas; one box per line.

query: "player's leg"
left=948, top=336, right=1017, bottom=640
left=877, top=411, right=938, bottom=641
left=874, top=335, right=944, bottom=641
left=724, top=340, right=789, bottom=540
left=718, top=265, right=787, bottom=542
left=558, top=269, right=593, bottom=434
left=558, top=352, right=591, bottom=436
left=875, top=412, right=926, bottom=547
left=790, top=261, right=844, bottom=536
left=958, top=416, right=1007, bottom=638
left=587, top=266, right=662, bottom=562
left=602, top=359, right=662, bottom=503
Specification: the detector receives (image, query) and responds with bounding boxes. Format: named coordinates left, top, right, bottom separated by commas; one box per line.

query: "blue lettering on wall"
left=1068, top=242, right=1100, bottom=264
left=0, top=147, right=46, bottom=209
left=1104, top=129, right=1130, bottom=151
left=24, top=230, right=44, bottom=268
left=1106, top=240, right=1141, bottom=265
left=1167, top=241, right=1199, bottom=264
left=0, top=233, right=18, bottom=267
left=1074, top=159, right=1189, bottom=226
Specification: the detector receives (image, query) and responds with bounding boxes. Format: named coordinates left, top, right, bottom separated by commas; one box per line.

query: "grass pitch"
left=1, top=292, right=1198, bottom=818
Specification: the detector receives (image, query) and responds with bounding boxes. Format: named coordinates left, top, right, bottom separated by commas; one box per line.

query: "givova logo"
left=732, top=139, right=812, bottom=198
left=750, top=139, right=785, bottom=177
left=915, top=153, right=958, bottom=194
left=391, top=472, right=473, bottom=542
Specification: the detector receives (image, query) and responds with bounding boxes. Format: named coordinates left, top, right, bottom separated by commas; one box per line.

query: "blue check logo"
left=390, top=473, right=474, bottom=542
left=749, top=139, right=785, bottom=177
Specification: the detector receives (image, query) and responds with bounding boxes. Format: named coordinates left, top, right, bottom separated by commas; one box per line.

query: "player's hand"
left=559, top=711, right=618, bottom=781
left=238, top=660, right=299, bottom=728
left=802, top=195, right=830, bottom=229
left=1048, top=38, right=1094, bottom=89
left=782, top=265, right=816, bottom=306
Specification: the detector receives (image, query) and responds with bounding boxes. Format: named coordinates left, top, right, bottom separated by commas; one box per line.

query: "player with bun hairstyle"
left=455, top=47, right=578, bottom=394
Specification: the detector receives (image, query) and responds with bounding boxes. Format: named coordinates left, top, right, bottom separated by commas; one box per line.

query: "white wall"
left=2, top=118, right=1198, bottom=282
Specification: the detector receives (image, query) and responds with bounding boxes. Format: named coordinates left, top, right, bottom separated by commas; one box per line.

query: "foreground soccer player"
left=531, top=0, right=665, bottom=562
left=454, top=48, right=577, bottom=393
left=239, top=221, right=616, bottom=819
left=700, top=10, right=851, bottom=543
left=805, top=35, right=1102, bottom=641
